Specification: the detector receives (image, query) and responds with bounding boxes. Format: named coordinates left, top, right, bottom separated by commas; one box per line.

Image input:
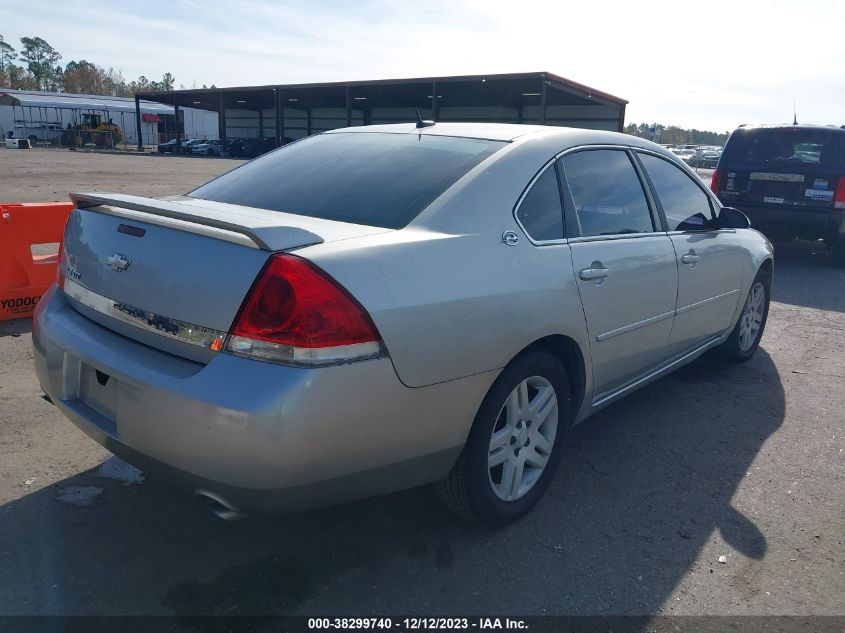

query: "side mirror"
left=718, top=207, right=751, bottom=230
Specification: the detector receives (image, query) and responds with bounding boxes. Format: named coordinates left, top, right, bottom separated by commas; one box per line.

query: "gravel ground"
left=0, top=147, right=243, bottom=203
left=0, top=149, right=842, bottom=618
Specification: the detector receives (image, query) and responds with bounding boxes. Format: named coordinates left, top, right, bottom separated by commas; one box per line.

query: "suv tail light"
left=225, top=253, right=384, bottom=366
left=835, top=176, right=845, bottom=210
left=710, top=169, right=722, bottom=194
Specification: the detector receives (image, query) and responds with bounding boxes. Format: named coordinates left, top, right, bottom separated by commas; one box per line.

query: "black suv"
left=711, top=124, right=845, bottom=265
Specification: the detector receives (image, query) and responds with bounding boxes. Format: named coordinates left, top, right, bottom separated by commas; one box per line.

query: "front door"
left=637, top=152, right=744, bottom=351
left=560, top=148, right=679, bottom=400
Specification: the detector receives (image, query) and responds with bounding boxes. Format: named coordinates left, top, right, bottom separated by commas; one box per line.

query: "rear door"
left=560, top=148, right=679, bottom=400
left=716, top=127, right=842, bottom=212
left=637, top=151, right=744, bottom=352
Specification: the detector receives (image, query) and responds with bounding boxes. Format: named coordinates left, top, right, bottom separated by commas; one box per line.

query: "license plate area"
left=79, top=363, right=119, bottom=421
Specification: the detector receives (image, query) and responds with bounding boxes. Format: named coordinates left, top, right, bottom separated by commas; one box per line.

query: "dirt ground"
left=0, top=149, right=842, bottom=620
left=0, top=147, right=243, bottom=203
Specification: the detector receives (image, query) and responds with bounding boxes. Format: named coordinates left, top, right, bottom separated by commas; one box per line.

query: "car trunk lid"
left=61, top=192, right=389, bottom=362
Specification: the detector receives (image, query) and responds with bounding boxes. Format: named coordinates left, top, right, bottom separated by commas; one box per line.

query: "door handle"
left=681, top=250, right=700, bottom=265
left=579, top=267, right=609, bottom=281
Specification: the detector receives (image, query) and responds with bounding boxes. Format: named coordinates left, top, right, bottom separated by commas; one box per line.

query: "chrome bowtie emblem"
left=107, top=253, right=131, bottom=272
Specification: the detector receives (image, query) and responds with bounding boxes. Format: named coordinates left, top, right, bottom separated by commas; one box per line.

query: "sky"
left=2, top=0, right=843, bottom=132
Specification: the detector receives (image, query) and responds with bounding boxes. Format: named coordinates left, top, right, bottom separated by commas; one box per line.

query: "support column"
left=174, top=94, right=181, bottom=152
left=539, top=76, right=547, bottom=125
left=345, top=85, right=352, bottom=127
left=218, top=91, right=226, bottom=140
left=306, top=108, right=312, bottom=136
left=134, top=94, right=143, bottom=151
left=431, top=81, right=439, bottom=121
left=274, top=89, right=283, bottom=147
left=258, top=108, right=264, bottom=140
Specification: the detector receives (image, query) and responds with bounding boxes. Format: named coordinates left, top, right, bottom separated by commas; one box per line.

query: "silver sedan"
left=33, top=123, right=773, bottom=524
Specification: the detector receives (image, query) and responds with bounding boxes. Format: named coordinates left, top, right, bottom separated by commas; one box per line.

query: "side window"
left=515, top=164, right=564, bottom=242
left=560, top=150, right=654, bottom=237
left=639, top=153, right=716, bottom=231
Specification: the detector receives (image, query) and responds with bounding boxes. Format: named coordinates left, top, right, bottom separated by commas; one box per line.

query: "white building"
left=0, top=89, right=218, bottom=146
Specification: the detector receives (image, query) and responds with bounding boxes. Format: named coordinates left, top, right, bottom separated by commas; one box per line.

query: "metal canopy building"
left=135, top=71, right=627, bottom=151
left=0, top=88, right=217, bottom=145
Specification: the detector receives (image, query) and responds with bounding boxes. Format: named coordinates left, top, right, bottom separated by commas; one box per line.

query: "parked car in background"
left=670, top=148, right=696, bottom=165
left=178, top=139, right=204, bottom=154
left=36, top=124, right=772, bottom=525
left=220, top=137, right=292, bottom=158
left=15, top=121, right=64, bottom=145
left=156, top=138, right=183, bottom=154
left=240, top=138, right=277, bottom=158
left=712, top=124, right=845, bottom=265
left=694, top=148, right=722, bottom=169
left=191, top=139, right=222, bottom=156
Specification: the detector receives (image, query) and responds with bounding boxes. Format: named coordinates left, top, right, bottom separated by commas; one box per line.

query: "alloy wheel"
left=739, top=282, right=765, bottom=352
left=488, top=376, right=558, bottom=501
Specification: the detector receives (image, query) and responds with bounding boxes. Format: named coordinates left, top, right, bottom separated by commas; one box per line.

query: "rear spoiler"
left=70, top=192, right=323, bottom=252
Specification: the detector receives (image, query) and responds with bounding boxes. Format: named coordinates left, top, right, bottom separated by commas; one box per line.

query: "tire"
left=831, top=238, right=845, bottom=268
left=436, top=349, right=571, bottom=526
left=716, top=267, right=771, bottom=363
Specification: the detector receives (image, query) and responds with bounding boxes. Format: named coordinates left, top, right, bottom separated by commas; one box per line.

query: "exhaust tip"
left=195, top=490, right=246, bottom=522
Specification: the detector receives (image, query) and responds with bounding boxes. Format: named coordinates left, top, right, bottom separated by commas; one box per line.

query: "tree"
left=63, top=60, right=101, bottom=94
left=159, top=72, right=174, bottom=91
left=623, top=122, right=728, bottom=146
left=128, top=75, right=151, bottom=93
left=3, top=33, right=178, bottom=94
left=19, top=36, right=61, bottom=90
left=0, top=35, right=15, bottom=75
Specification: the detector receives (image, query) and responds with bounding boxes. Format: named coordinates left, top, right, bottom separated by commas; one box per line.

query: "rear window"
left=721, top=127, right=843, bottom=168
left=189, top=132, right=507, bottom=229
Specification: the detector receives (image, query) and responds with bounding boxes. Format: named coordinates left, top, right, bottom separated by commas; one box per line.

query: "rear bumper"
left=731, top=202, right=838, bottom=239
left=32, top=287, right=493, bottom=513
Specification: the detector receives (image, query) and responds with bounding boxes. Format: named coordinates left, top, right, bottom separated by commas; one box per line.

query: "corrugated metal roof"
left=140, top=71, right=628, bottom=107
left=0, top=89, right=173, bottom=113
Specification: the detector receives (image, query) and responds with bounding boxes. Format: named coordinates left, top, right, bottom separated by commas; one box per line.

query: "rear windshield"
left=721, top=127, right=843, bottom=168
left=189, top=132, right=507, bottom=229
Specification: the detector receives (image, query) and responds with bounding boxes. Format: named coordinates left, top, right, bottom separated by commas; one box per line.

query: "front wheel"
left=436, top=349, right=570, bottom=525
left=716, top=269, right=770, bottom=362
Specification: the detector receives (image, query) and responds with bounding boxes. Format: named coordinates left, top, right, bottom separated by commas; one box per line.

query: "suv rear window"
left=721, top=127, right=843, bottom=168
left=189, top=132, right=507, bottom=229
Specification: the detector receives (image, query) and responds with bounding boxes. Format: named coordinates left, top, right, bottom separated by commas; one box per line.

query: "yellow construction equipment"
left=60, top=113, right=124, bottom=148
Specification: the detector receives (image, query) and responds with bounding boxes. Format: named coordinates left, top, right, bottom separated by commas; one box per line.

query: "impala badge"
left=107, top=253, right=131, bottom=272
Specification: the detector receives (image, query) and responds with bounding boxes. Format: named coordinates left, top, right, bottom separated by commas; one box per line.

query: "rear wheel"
left=437, top=349, right=570, bottom=526
left=716, top=268, right=770, bottom=362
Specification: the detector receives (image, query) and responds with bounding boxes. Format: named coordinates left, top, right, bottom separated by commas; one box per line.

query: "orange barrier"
left=0, top=202, right=74, bottom=321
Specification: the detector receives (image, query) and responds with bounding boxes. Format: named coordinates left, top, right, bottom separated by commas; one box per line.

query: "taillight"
left=834, top=176, right=845, bottom=210
left=710, top=169, right=722, bottom=195
left=225, top=253, right=384, bottom=366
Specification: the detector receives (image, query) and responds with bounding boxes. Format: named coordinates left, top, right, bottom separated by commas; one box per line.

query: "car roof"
left=325, top=122, right=553, bottom=141
left=324, top=122, right=667, bottom=151
left=736, top=123, right=845, bottom=134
